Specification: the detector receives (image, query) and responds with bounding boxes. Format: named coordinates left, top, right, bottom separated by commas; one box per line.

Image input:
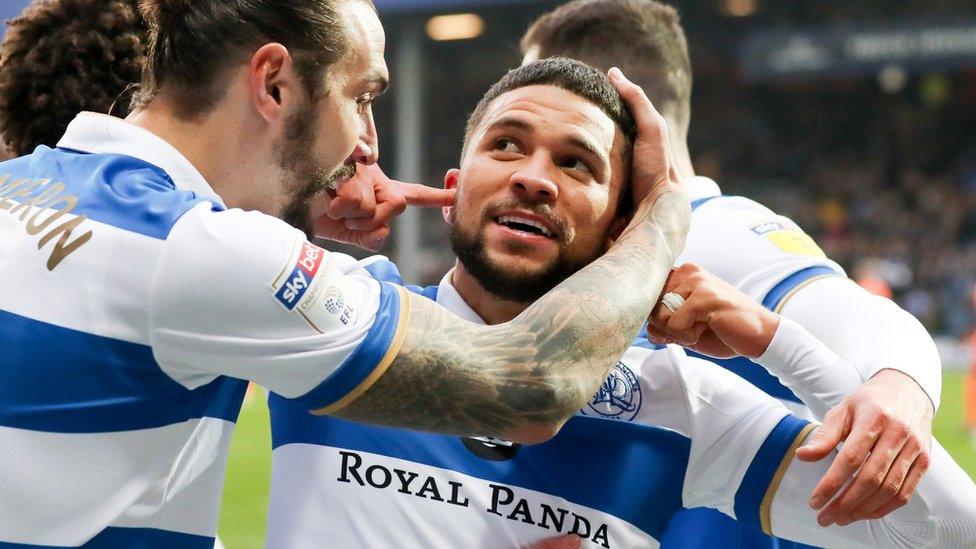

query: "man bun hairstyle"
left=0, top=0, right=146, bottom=156
left=135, top=0, right=373, bottom=119
left=521, top=0, right=692, bottom=136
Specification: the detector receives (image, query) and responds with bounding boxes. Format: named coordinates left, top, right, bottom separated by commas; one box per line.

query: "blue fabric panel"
left=760, top=266, right=842, bottom=312
left=661, top=507, right=821, bottom=548
left=289, top=282, right=403, bottom=410
left=0, top=147, right=219, bottom=240
left=690, top=196, right=720, bottom=210
left=364, top=259, right=404, bottom=285
left=734, top=415, right=811, bottom=531
left=0, top=309, right=246, bottom=433
left=687, top=352, right=801, bottom=404
left=0, top=527, right=214, bottom=548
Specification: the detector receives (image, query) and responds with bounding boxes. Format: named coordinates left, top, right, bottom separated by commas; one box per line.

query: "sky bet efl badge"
left=271, top=240, right=357, bottom=332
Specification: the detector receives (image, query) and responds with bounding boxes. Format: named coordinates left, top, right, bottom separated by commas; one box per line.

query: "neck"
left=450, top=261, right=531, bottom=325
left=125, top=92, right=277, bottom=212
left=668, top=124, right=696, bottom=180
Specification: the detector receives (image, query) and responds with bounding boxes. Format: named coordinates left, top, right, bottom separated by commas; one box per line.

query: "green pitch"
left=217, top=372, right=976, bottom=548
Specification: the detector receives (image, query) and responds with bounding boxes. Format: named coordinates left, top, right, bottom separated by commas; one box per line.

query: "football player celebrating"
left=266, top=58, right=976, bottom=549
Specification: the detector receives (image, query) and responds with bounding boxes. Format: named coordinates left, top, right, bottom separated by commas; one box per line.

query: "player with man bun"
left=0, top=0, right=688, bottom=545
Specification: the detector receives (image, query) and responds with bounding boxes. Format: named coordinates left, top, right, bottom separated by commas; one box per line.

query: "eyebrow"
left=363, top=70, right=390, bottom=96
left=485, top=116, right=610, bottom=169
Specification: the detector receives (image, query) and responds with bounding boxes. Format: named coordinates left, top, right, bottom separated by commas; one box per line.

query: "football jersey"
left=266, top=271, right=813, bottom=548
left=665, top=176, right=845, bottom=549
left=0, top=113, right=408, bottom=547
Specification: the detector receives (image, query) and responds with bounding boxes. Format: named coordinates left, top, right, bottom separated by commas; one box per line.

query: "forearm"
left=778, top=276, right=942, bottom=409
left=337, top=194, right=686, bottom=441
left=767, top=437, right=976, bottom=548
left=752, top=317, right=864, bottom=418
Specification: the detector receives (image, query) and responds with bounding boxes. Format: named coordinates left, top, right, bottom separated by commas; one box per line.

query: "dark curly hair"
left=0, top=0, right=146, bottom=156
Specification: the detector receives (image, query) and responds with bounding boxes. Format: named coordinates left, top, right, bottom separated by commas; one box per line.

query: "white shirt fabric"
left=265, top=270, right=976, bottom=548
left=678, top=176, right=940, bottom=409
left=0, top=113, right=407, bottom=546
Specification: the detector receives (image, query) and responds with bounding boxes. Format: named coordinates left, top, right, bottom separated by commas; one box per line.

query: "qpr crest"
left=582, top=362, right=642, bottom=421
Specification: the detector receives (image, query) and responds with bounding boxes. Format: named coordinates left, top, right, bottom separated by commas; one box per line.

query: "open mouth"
left=493, top=215, right=556, bottom=239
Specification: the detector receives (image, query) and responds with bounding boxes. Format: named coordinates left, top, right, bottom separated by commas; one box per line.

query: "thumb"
left=796, top=413, right=848, bottom=462
left=398, top=182, right=456, bottom=207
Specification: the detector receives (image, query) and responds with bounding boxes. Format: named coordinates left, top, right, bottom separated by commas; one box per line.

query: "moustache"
left=330, top=163, right=358, bottom=187
left=483, top=199, right=568, bottom=243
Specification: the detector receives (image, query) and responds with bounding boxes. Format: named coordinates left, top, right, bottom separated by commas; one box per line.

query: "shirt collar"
left=435, top=268, right=488, bottom=325
left=57, top=112, right=224, bottom=207
left=685, top=175, right=722, bottom=202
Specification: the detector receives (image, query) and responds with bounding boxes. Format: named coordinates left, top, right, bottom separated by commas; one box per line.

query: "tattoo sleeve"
left=336, top=188, right=689, bottom=441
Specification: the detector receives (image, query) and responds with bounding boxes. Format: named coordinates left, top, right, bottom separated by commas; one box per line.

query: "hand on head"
left=607, top=68, right=689, bottom=259
left=311, top=163, right=455, bottom=251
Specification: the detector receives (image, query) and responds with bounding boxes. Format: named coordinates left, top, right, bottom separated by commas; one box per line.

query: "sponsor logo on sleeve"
left=271, top=240, right=358, bottom=332
left=750, top=218, right=826, bottom=257
left=273, top=241, right=324, bottom=310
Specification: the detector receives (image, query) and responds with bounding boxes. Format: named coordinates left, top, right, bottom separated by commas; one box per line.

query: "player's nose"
left=510, top=154, right=558, bottom=203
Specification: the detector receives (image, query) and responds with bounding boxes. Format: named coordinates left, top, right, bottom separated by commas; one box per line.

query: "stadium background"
left=2, top=0, right=974, bottom=546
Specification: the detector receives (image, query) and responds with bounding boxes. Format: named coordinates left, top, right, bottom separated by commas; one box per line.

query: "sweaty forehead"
left=476, top=85, right=618, bottom=147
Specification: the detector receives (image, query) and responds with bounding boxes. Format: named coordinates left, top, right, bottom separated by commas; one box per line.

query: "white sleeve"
left=778, top=276, right=942, bottom=410
left=679, top=197, right=844, bottom=304
left=768, top=435, right=976, bottom=548
left=645, top=347, right=800, bottom=520
left=749, top=319, right=976, bottom=547
left=149, top=204, right=409, bottom=413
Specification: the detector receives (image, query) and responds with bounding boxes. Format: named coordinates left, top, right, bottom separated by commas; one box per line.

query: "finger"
left=328, top=194, right=376, bottom=220
left=809, top=421, right=876, bottom=515
left=327, top=179, right=377, bottom=220
left=817, top=426, right=910, bottom=525
left=796, top=408, right=852, bottom=463
left=344, top=199, right=407, bottom=232
left=398, top=182, right=456, bottom=207
left=843, top=442, right=920, bottom=523
left=863, top=452, right=929, bottom=519
left=608, top=67, right=667, bottom=145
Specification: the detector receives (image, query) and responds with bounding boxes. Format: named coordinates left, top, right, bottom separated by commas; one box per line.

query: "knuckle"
left=841, top=451, right=864, bottom=469
left=880, top=480, right=900, bottom=498
left=896, top=491, right=913, bottom=506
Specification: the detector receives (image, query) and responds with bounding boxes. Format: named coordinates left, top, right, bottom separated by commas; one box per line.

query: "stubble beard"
left=449, top=203, right=600, bottom=303
left=276, top=105, right=354, bottom=239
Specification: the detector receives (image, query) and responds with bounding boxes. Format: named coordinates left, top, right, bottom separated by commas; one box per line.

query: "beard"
left=449, top=201, right=603, bottom=303
left=275, top=104, right=354, bottom=238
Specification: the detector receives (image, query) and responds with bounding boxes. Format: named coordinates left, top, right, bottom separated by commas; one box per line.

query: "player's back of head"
left=135, top=0, right=376, bottom=120
left=521, top=0, right=692, bottom=136
left=0, top=0, right=146, bottom=156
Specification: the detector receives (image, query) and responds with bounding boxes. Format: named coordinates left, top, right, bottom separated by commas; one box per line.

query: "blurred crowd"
left=692, top=67, right=976, bottom=337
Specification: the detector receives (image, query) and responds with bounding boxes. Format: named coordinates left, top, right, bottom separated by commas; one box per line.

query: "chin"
left=485, top=249, right=555, bottom=278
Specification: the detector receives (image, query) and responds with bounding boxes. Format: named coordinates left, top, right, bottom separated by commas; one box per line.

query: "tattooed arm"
left=336, top=70, right=689, bottom=443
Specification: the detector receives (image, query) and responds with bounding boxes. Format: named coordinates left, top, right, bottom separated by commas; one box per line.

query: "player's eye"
left=493, top=137, right=521, bottom=155
left=356, top=94, right=374, bottom=114
left=560, top=157, right=592, bottom=174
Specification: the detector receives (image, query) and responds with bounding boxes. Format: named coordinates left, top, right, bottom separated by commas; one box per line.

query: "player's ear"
left=248, top=43, right=294, bottom=124
left=442, top=169, right=460, bottom=224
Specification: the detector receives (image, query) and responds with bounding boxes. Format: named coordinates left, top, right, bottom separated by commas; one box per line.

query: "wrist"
left=869, top=368, right=936, bottom=417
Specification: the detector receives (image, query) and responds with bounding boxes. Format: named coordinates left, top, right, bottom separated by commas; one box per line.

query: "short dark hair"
left=463, top=57, right=636, bottom=158
left=0, top=0, right=146, bottom=156
left=521, top=0, right=692, bottom=135
left=135, top=0, right=373, bottom=119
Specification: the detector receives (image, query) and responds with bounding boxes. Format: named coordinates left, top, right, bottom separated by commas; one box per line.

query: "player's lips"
left=490, top=210, right=560, bottom=240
